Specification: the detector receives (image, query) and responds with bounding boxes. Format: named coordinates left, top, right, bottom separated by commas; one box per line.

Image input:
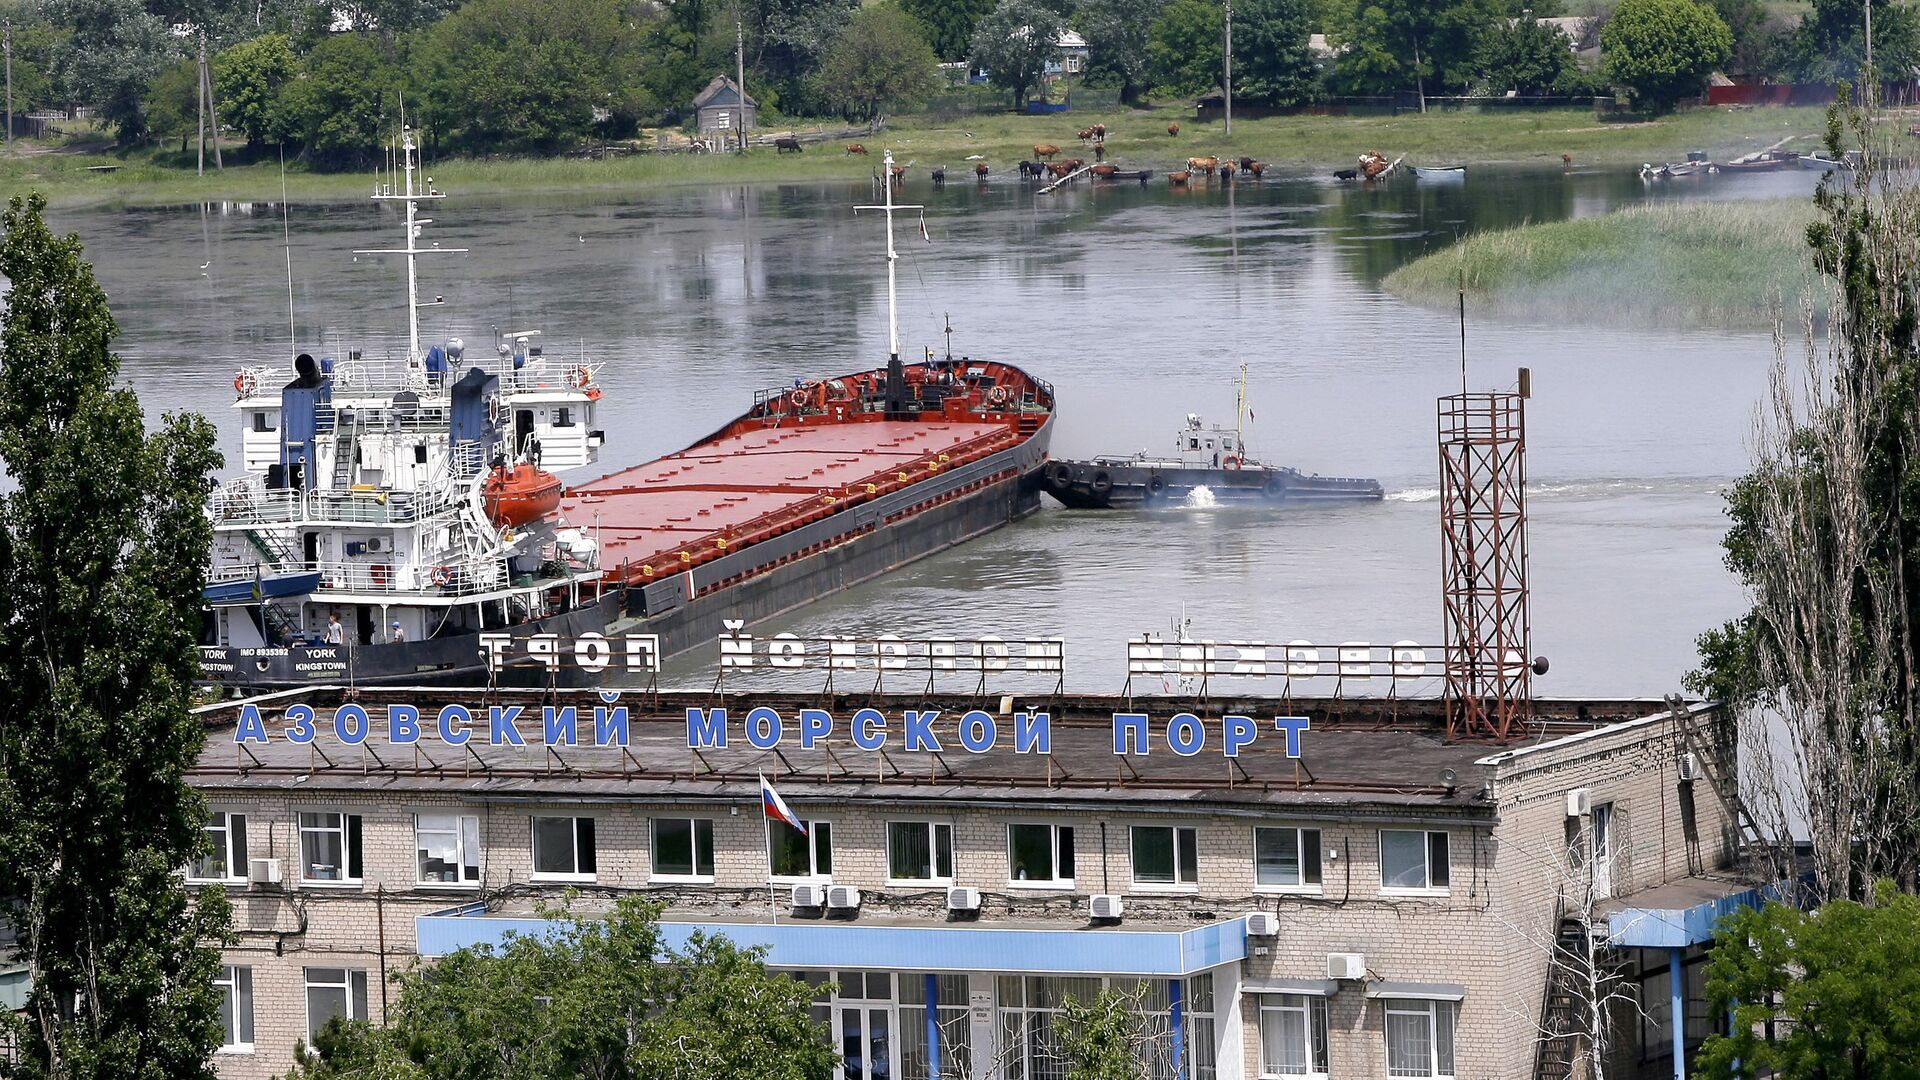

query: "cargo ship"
left=198, top=145, right=1055, bottom=688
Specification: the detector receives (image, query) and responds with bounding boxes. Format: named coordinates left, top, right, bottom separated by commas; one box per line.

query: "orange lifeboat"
left=482, top=463, right=563, bottom=527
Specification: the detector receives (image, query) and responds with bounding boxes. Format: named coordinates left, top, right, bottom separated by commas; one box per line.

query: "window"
left=304, top=968, right=370, bottom=1040
left=299, top=812, right=363, bottom=884
left=554, top=407, right=576, bottom=428
left=901, top=972, right=973, bottom=1080
left=888, top=821, right=954, bottom=882
left=769, top=820, right=832, bottom=880
left=191, top=811, right=248, bottom=883
left=1255, top=827, right=1322, bottom=890
left=1380, top=830, right=1450, bottom=893
left=1384, top=1000, right=1456, bottom=1079
left=215, top=966, right=254, bottom=1053
left=1008, top=823, right=1075, bottom=886
left=415, top=813, right=480, bottom=886
left=531, top=816, right=596, bottom=880
left=651, top=817, right=715, bottom=880
left=1259, top=994, right=1328, bottom=1077
left=1131, top=825, right=1199, bottom=886
left=251, top=410, right=277, bottom=432
left=999, top=974, right=1214, bottom=1080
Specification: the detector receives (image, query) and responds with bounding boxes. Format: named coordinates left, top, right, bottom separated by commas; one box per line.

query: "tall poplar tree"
left=0, top=193, right=231, bottom=1080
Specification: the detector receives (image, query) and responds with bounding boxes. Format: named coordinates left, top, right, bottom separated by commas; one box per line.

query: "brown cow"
left=1091, top=123, right=1106, bottom=138
left=1077, top=127, right=1097, bottom=141
left=1168, top=169, right=1192, bottom=186
left=774, top=137, right=803, bottom=153
left=975, top=161, right=990, bottom=177
left=889, top=164, right=908, bottom=180
left=1561, top=153, right=1573, bottom=165
left=1090, top=164, right=1119, bottom=178
left=1033, top=143, right=1061, bottom=160
left=1062, top=158, right=1086, bottom=172
left=1093, top=141, right=1106, bottom=161
left=1045, top=161, right=1074, bottom=179
left=846, top=143, right=868, bottom=155
left=1167, top=121, right=1181, bottom=136
left=1247, top=161, right=1267, bottom=178
left=1187, top=156, right=1220, bottom=171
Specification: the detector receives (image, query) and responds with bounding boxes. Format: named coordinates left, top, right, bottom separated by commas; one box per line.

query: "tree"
left=1474, top=14, right=1575, bottom=95
left=1078, top=0, right=1166, bottom=105
left=42, top=0, right=175, bottom=139
left=1699, top=884, right=1920, bottom=1078
left=1776, top=0, right=1920, bottom=84
left=1599, top=0, right=1730, bottom=113
left=1326, top=0, right=1499, bottom=101
left=818, top=3, right=939, bottom=121
left=289, top=899, right=837, bottom=1080
left=1147, top=0, right=1219, bottom=97
left=278, top=32, right=402, bottom=165
left=213, top=32, right=296, bottom=147
left=0, top=4, right=70, bottom=116
left=1708, top=0, right=1778, bottom=78
left=1054, top=987, right=1161, bottom=1080
left=1233, top=0, right=1319, bottom=106
left=744, top=0, right=860, bottom=115
left=142, top=57, right=202, bottom=149
left=971, top=0, right=1067, bottom=109
left=902, top=0, right=994, bottom=60
left=0, top=192, right=231, bottom=1080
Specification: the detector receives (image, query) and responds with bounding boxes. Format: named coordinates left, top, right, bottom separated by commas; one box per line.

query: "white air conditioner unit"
left=365, top=537, right=385, bottom=553
left=247, top=857, right=282, bottom=886
left=1565, top=788, right=1593, bottom=818
left=1678, top=752, right=1702, bottom=782
left=947, top=887, right=982, bottom=912
left=1089, top=894, right=1125, bottom=920
left=1326, top=952, right=1366, bottom=980
left=790, top=883, right=827, bottom=909
left=1244, top=912, right=1280, bottom=937
left=825, top=885, right=862, bottom=910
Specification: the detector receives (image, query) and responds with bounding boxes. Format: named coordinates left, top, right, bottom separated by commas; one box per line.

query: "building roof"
left=691, top=75, right=757, bottom=110
left=1057, top=30, right=1088, bottom=50
left=192, top=688, right=1667, bottom=816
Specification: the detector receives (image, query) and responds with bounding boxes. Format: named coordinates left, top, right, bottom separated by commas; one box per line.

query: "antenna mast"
left=1234, top=360, right=1248, bottom=452
left=355, top=126, right=466, bottom=367
left=854, top=150, right=922, bottom=364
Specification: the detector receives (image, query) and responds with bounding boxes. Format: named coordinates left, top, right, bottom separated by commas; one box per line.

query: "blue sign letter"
left=596, top=705, right=630, bottom=748
left=687, top=708, right=728, bottom=749
left=389, top=704, right=420, bottom=745
left=544, top=706, right=578, bottom=747
left=286, top=703, right=317, bottom=745
left=904, top=710, right=944, bottom=752
left=1167, top=713, right=1204, bottom=756
left=746, top=707, right=783, bottom=749
left=1222, top=715, right=1256, bottom=757
left=235, top=703, right=269, bottom=745
left=799, top=708, right=833, bottom=749
left=1014, top=711, right=1051, bottom=754
left=334, top=703, right=369, bottom=746
left=1112, top=713, right=1149, bottom=755
left=852, top=708, right=887, bottom=750
left=489, top=706, right=526, bottom=747
left=959, top=710, right=996, bottom=753
left=1273, top=715, right=1310, bottom=758
left=439, top=704, right=472, bottom=746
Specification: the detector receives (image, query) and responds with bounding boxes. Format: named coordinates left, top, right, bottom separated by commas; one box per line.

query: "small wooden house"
left=691, top=76, right=757, bottom=134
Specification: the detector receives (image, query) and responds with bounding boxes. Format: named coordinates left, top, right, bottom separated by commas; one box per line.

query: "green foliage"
left=971, top=0, right=1068, bottom=108
left=1077, top=0, right=1167, bottom=104
left=287, top=899, right=836, bottom=1080
left=1700, top=885, right=1920, bottom=1079
left=0, top=191, right=231, bottom=1080
left=1708, top=0, right=1778, bottom=77
left=1600, top=0, right=1731, bottom=113
left=1776, top=0, right=1920, bottom=83
left=1234, top=0, right=1319, bottom=106
left=1056, top=987, right=1153, bottom=1080
left=745, top=0, right=858, bottom=115
left=142, top=58, right=201, bottom=146
left=213, top=33, right=296, bottom=147
left=902, top=0, right=995, bottom=60
left=43, top=0, right=175, bottom=139
left=1474, top=15, right=1575, bottom=95
left=818, top=3, right=939, bottom=120
left=278, top=32, right=401, bottom=166
left=1148, top=0, right=1219, bottom=97
left=1326, top=0, right=1500, bottom=97
left=0, top=5, right=69, bottom=115
left=329, top=0, right=461, bottom=35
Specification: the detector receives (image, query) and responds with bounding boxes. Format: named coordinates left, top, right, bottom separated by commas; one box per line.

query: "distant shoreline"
left=15, top=107, right=1835, bottom=209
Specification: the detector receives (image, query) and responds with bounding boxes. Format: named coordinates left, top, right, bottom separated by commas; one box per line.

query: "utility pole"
left=1865, top=0, right=1874, bottom=85
left=196, top=33, right=206, bottom=175
left=735, top=12, right=748, bottom=152
left=205, top=32, right=223, bottom=170
left=5, top=19, right=14, bottom=146
left=1222, top=0, right=1233, bottom=136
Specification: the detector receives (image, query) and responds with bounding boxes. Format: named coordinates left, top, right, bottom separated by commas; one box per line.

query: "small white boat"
left=1411, top=165, right=1467, bottom=181
left=1799, top=151, right=1856, bottom=171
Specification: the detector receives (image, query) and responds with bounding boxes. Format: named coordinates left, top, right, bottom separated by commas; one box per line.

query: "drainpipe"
left=378, top=884, right=389, bottom=1021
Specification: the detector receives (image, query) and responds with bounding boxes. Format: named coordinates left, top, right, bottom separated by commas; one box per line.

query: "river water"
left=59, top=163, right=1825, bottom=696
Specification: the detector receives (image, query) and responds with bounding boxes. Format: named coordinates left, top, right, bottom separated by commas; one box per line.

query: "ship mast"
left=855, top=150, right=922, bottom=364
left=356, top=126, right=466, bottom=368
left=1234, top=360, right=1248, bottom=454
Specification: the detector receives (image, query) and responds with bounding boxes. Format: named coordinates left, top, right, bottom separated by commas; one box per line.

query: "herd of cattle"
left=839, top=123, right=1272, bottom=188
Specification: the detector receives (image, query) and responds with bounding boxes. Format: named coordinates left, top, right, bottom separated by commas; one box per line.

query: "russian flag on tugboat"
left=760, top=774, right=807, bottom=835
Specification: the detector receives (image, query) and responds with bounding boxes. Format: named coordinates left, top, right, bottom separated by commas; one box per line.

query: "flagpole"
left=761, top=773, right=777, bottom=922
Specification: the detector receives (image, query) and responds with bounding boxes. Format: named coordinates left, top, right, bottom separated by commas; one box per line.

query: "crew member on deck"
left=325, top=612, right=346, bottom=646
left=389, top=621, right=405, bottom=644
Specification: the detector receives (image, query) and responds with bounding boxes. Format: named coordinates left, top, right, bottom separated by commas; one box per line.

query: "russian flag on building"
left=760, top=774, right=807, bottom=835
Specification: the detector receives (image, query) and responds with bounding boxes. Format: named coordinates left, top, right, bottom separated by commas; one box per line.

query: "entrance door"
left=835, top=1005, right=893, bottom=1080
left=1591, top=802, right=1614, bottom=900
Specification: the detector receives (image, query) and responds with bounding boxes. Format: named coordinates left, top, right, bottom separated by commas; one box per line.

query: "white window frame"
left=298, top=811, right=363, bottom=886
left=886, top=820, right=955, bottom=885
left=189, top=811, right=248, bottom=884
left=767, top=819, right=833, bottom=883
left=1129, top=824, right=1200, bottom=890
left=414, top=812, right=481, bottom=888
left=303, top=967, right=370, bottom=1041
left=215, top=965, right=254, bottom=1054
left=1254, top=826, right=1324, bottom=893
left=1257, top=993, right=1329, bottom=1078
left=1007, top=822, right=1075, bottom=889
left=530, top=815, right=597, bottom=882
left=1379, top=829, right=1451, bottom=896
left=1383, top=999, right=1456, bottom=1079
left=649, top=816, right=717, bottom=883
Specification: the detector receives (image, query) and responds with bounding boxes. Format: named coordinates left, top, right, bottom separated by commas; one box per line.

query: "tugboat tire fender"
left=1147, top=474, right=1166, bottom=495
left=1045, top=461, right=1073, bottom=490
left=1264, top=476, right=1286, bottom=498
left=1090, top=470, right=1114, bottom=495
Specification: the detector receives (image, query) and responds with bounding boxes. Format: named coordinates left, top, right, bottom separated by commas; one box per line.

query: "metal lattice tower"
left=1439, top=390, right=1532, bottom=741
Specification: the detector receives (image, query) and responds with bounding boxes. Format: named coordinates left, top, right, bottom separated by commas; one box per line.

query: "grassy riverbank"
left=7, top=105, right=1842, bottom=208
left=1383, top=199, right=1818, bottom=329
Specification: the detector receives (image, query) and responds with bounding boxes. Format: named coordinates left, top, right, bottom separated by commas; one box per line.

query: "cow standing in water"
left=975, top=161, right=990, bottom=177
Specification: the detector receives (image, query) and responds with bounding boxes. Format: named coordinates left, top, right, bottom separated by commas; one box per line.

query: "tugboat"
left=197, top=147, right=1056, bottom=688
left=1043, top=366, right=1382, bottom=508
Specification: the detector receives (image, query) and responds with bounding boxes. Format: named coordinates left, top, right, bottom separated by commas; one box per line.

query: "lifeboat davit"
left=482, top=464, right=563, bottom=527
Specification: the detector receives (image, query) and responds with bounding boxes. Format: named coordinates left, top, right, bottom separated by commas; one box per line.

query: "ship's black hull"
left=198, top=415, right=1053, bottom=690
left=1042, top=458, right=1383, bottom=509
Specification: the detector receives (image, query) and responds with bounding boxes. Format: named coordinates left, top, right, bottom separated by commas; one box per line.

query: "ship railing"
left=208, top=556, right=507, bottom=597
left=210, top=480, right=466, bottom=527
left=237, top=350, right=607, bottom=401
